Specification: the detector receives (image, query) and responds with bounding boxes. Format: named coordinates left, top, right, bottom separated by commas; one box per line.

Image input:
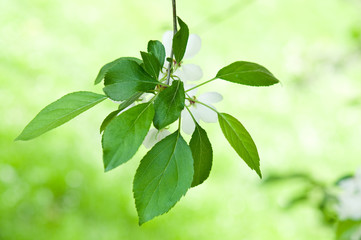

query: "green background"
left=1, top=0, right=361, bottom=239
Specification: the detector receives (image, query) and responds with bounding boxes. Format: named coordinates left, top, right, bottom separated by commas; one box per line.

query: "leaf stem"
left=185, top=105, right=197, bottom=124
left=186, top=98, right=220, bottom=114
left=157, top=82, right=170, bottom=87
left=185, top=78, right=216, bottom=92
left=166, top=0, right=178, bottom=85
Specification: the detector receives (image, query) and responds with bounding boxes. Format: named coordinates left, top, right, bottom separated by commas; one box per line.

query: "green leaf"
left=140, top=51, right=161, bottom=79
left=102, top=102, right=154, bottom=171
left=336, top=220, right=361, bottom=240
left=16, top=91, right=106, bottom=141
left=218, top=113, right=262, bottom=178
left=103, top=60, right=158, bottom=101
left=147, top=40, right=166, bottom=67
left=94, top=57, right=142, bottom=85
left=190, top=123, right=213, bottom=187
left=172, top=17, right=189, bottom=63
left=153, top=80, right=185, bottom=129
left=216, top=61, right=279, bottom=86
left=100, top=92, right=144, bottom=133
left=118, top=92, right=143, bottom=111
left=100, top=110, right=120, bottom=133
left=133, top=131, right=194, bottom=225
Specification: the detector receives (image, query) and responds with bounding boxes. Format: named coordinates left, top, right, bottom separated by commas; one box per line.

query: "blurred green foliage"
left=1, top=0, right=361, bottom=239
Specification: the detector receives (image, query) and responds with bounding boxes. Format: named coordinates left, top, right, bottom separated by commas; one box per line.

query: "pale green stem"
left=166, top=0, right=178, bottom=85
left=185, top=78, right=216, bottom=92
left=186, top=98, right=220, bottom=114
left=185, top=105, right=197, bottom=124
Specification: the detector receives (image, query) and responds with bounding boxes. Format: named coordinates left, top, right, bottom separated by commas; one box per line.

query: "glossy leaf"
left=133, top=131, right=194, bottom=225
left=102, top=103, right=154, bottom=171
left=103, top=60, right=158, bottom=101
left=147, top=40, right=166, bottom=67
left=216, top=61, right=279, bottom=86
left=16, top=91, right=106, bottom=141
left=153, top=80, right=185, bottom=129
left=141, top=51, right=161, bottom=79
left=218, top=112, right=262, bottom=178
left=190, top=123, right=213, bottom=187
left=94, top=57, right=142, bottom=85
left=172, top=17, right=189, bottom=63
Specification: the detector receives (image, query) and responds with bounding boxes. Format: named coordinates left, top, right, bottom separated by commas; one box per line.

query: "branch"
left=166, top=0, right=178, bottom=85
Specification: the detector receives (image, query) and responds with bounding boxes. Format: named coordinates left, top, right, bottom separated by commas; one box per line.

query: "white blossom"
left=337, top=169, right=361, bottom=221
left=181, top=86, right=223, bottom=135
left=143, top=31, right=222, bottom=147
left=162, top=31, right=203, bottom=82
left=351, top=226, right=361, bottom=240
left=143, top=128, right=171, bottom=149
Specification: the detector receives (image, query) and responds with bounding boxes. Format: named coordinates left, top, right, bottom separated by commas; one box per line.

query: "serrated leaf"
left=190, top=123, right=213, bottom=187
left=218, top=113, right=262, bottom=178
left=103, top=60, right=158, bottom=101
left=141, top=51, right=161, bottom=79
left=216, top=61, right=279, bottom=86
left=147, top=40, right=166, bottom=67
left=173, top=17, right=189, bottom=63
left=94, top=57, right=142, bottom=85
left=16, top=91, right=106, bottom=141
left=133, top=131, right=194, bottom=225
left=102, top=103, right=154, bottom=171
left=153, top=80, right=185, bottom=129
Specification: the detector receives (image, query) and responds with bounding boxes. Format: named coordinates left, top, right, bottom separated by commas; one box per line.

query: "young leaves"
left=189, top=123, right=213, bottom=187
left=102, top=103, right=154, bottom=172
left=16, top=91, right=106, bottom=141
left=103, top=60, right=158, bottom=101
left=133, top=131, right=194, bottom=225
left=218, top=113, right=262, bottom=178
left=153, top=80, right=185, bottom=129
left=147, top=40, right=166, bottom=67
left=94, top=57, right=142, bottom=85
left=172, top=17, right=189, bottom=63
left=216, top=61, right=279, bottom=86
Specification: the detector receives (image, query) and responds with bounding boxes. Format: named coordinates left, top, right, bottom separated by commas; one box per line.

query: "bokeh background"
left=1, top=0, right=361, bottom=239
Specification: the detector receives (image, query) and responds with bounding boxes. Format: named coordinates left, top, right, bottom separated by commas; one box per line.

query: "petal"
left=181, top=109, right=196, bottom=135
left=140, top=93, right=153, bottom=103
left=143, top=128, right=171, bottom=149
left=198, top=92, right=223, bottom=104
left=162, top=30, right=173, bottom=58
left=143, top=129, right=158, bottom=149
left=194, top=103, right=218, bottom=123
left=157, top=129, right=171, bottom=140
left=184, top=34, right=201, bottom=59
left=177, top=64, right=203, bottom=82
left=183, top=84, right=198, bottom=97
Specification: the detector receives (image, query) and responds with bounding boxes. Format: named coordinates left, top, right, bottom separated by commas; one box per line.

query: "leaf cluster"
left=16, top=17, right=279, bottom=224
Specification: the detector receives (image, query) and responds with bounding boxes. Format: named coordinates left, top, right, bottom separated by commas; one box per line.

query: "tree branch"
left=166, top=0, right=178, bottom=85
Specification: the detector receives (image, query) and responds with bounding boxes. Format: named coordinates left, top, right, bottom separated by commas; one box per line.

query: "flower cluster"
left=143, top=31, right=223, bottom=148
left=337, top=169, right=361, bottom=220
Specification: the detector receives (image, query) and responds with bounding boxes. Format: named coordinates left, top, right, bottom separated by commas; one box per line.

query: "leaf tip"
left=256, top=169, right=263, bottom=179
left=104, top=164, right=114, bottom=173
left=14, top=135, right=21, bottom=141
